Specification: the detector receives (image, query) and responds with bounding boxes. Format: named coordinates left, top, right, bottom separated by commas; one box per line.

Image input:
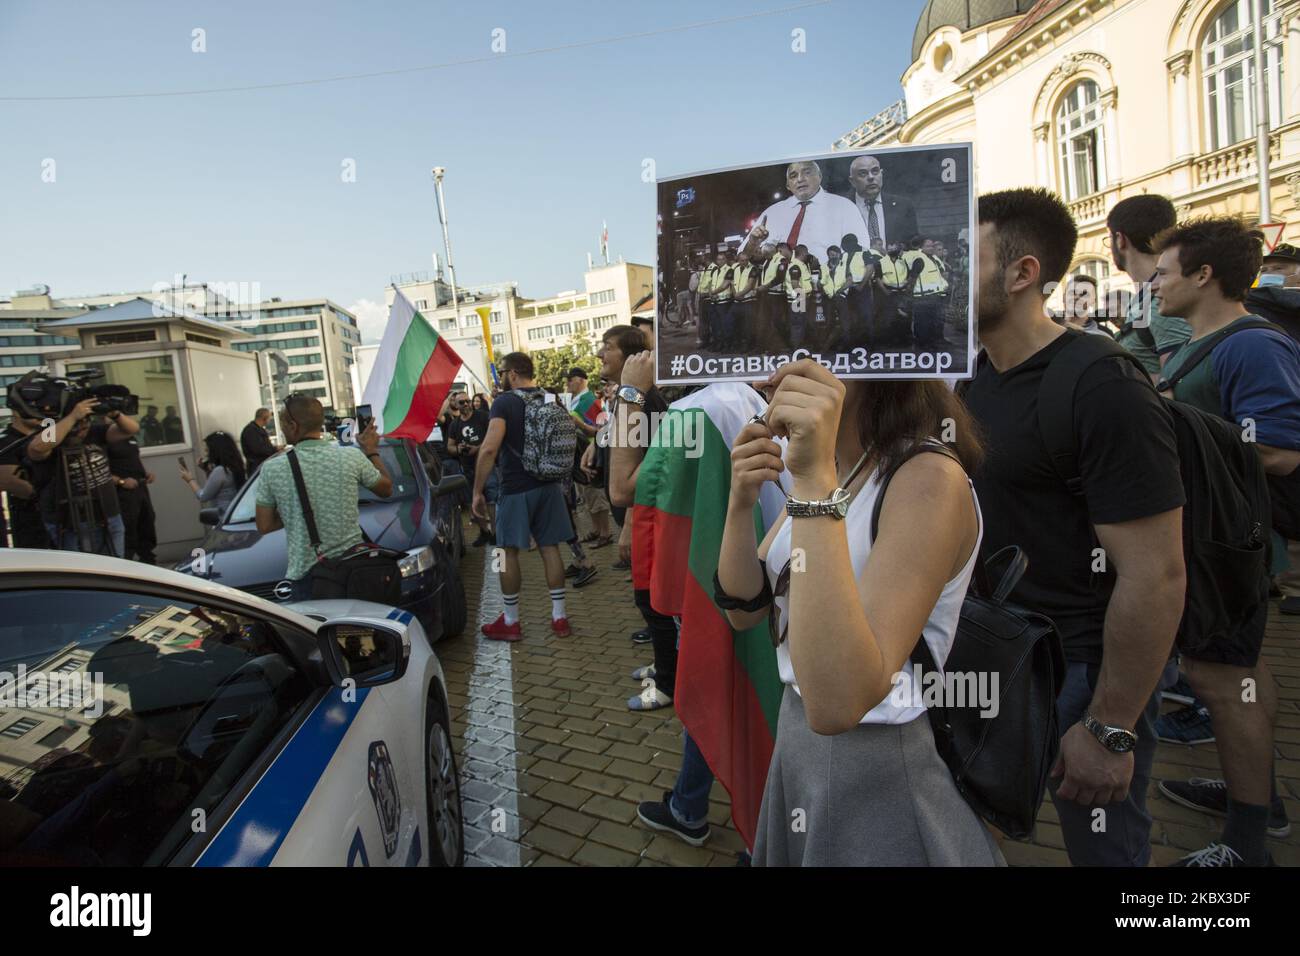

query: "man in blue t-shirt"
left=473, top=352, right=575, bottom=641
left=1150, top=216, right=1300, bottom=866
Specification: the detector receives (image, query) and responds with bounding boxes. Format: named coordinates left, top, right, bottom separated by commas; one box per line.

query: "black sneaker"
left=471, top=530, right=492, bottom=548
left=1169, top=842, right=1272, bottom=867
left=1161, top=674, right=1197, bottom=706
left=636, top=793, right=710, bottom=847
left=573, top=566, right=598, bottom=588
left=1158, top=777, right=1291, bottom=838
left=612, top=557, right=631, bottom=571
left=1155, top=704, right=1215, bottom=745
left=564, top=563, right=581, bottom=579
left=1280, top=595, right=1300, bottom=616
left=630, top=628, right=652, bottom=645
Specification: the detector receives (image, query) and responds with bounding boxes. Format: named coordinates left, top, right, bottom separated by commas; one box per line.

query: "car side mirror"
left=317, top=620, right=410, bottom=689
left=434, top=473, right=467, bottom=498
left=199, top=507, right=222, bottom=526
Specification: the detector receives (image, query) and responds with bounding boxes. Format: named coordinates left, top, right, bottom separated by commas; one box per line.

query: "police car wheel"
left=426, top=696, right=464, bottom=866
left=437, top=544, right=468, bottom=639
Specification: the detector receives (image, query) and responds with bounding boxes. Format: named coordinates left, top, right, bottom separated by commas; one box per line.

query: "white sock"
left=503, top=593, right=520, bottom=625
left=550, top=588, right=566, bottom=620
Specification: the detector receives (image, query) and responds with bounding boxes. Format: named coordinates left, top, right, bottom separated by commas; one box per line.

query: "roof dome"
left=912, top=0, right=1038, bottom=61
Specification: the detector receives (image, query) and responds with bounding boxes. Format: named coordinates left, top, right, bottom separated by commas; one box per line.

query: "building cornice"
left=957, top=0, right=1110, bottom=92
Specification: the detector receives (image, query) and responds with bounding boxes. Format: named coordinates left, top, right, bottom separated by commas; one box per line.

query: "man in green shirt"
left=1107, top=195, right=1192, bottom=380
left=255, top=394, right=393, bottom=600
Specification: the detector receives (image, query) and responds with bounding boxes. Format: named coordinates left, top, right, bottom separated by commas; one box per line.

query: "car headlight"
left=398, top=545, right=434, bottom=578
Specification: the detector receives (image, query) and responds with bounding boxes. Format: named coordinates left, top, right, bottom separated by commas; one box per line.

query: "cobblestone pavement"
left=439, top=516, right=1300, bottom=866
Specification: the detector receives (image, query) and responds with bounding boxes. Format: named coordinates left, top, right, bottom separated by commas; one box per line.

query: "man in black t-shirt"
left=473, top=352, right=575, bottom=640
left=0, top=418, right=50, bottom=548
left=103, top=424, right=158, bottom=564
left=963, top=189, right=1186, bottom=867
left=447, top=393, right=493, bottom=546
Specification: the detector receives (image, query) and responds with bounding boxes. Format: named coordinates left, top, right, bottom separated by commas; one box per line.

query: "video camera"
left=5, top=370, right=139, bottom=421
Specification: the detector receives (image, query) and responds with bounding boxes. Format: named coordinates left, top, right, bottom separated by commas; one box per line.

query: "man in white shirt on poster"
left=741, top=161, right=863, bottom=266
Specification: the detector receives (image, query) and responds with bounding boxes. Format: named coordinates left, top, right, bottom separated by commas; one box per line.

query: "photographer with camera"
left=27, top=397, right=138, bottom=556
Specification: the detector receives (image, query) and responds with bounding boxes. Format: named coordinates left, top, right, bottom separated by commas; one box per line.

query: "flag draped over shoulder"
left=632, top=383, right=788, bottom=849
left=363, top=288, right=463, bottom=440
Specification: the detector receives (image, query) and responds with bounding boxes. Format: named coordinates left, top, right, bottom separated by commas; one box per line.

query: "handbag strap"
left=286, top=449, right=323, bottom=555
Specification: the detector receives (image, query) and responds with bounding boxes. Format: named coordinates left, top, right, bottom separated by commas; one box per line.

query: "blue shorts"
left=495, top=483, right=573, bottom=550
left=483, top=467, right=501, bottom=505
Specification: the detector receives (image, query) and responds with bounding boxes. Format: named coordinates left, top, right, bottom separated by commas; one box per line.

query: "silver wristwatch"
left=1082, top=712, right=1137, bottom=754
left=617, top=385, right=646, bottom=408
left=785, top=486, right=852, bottom=519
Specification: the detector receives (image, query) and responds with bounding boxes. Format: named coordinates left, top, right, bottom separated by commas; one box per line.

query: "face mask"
left=1258, top=272, right=1286, bottom=287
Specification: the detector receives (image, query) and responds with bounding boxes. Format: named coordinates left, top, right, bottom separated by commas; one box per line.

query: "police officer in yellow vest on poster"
left=784, top=249, right=815, bottom=350
left=756, top=241, right=790, bottom=352
left=727, top=251, right=758, bottom=350
left=697, top=251, right=722, bottom=349
left=903, top=236, right=950, bottom=348
left=710, top=249, right=736, bottom=351
left=835, top=233, right=872, bottom=350
left=876, top=240, right=913, bottom=344
left=821, top=245, right=851, bottom=350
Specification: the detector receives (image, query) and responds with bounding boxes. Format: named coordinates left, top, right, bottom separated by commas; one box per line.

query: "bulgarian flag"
left=364, top=288, right=463, bottom=440
left=632, top=383, right=788, bottom=849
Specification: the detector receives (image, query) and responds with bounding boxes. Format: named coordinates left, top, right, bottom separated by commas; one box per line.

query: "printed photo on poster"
left=655, top=144, right=976, bottom=384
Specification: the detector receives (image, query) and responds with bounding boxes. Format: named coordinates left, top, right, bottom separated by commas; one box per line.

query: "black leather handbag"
left=872, top=443, right=1066, bottom=840
left=287, top=449, right=402, bottom=606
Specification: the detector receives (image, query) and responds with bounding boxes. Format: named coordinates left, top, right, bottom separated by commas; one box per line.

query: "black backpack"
left=871, top=442, right=1066, bottom=840
left=1039, top=331, right=1271, bottom=659
left=1156, top=316, right=1300, bottom=541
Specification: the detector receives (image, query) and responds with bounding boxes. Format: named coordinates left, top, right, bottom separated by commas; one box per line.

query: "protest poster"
left=655, top=144, right=976, bottom=384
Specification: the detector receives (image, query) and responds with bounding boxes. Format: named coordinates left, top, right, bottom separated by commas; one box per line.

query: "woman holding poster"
left=714, top=360, right=1002, bottom=866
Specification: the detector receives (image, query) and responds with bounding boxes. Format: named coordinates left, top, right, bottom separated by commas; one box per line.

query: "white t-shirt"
left=743, top=188, right=865, bottom=266
left=765, top=450, right=982, bottom=725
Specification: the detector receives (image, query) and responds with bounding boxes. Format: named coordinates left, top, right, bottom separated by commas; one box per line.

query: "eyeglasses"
left=1101, top=233, right=1113, bottom=249
left=767, top=558, right=792, bottom=648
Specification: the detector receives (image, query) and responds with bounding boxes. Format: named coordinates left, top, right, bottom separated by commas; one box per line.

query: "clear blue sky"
left=0, top=0, right=923, bottom=341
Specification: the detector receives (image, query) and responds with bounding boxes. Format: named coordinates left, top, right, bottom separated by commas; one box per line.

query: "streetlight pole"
left=1254, top=0, right=1272, bottom=221
left=432, top=167, right=462, bottom=353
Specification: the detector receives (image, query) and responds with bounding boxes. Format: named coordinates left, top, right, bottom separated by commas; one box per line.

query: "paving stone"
left=521, top=824, right=584, bottom=860
left=563, top=732, right=612, bottom=755
left=604, top=758, right=659, bottom=784
left=536, top=780, right=591, bottom=810
left=590, top=818, right=654, bottom=854
left=572, top=842, right=640, bottom=867
left=642, top=833, right=717, bottom=867
left=528, top=758, right=581, bottom=783
left=562, top=750, right=614, bottom=773
left=571, top=770, right=626, bottom=798
left=581, top=794, right=639, bottom=824
left=539, top=806, right=600, bottom=838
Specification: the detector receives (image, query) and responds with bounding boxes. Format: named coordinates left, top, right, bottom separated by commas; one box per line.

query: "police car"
left=0, top=550, right=463, bottom=867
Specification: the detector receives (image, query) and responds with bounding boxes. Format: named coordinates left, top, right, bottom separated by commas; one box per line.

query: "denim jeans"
left=46, top=514, right=125, bottom=558
left=1049, top=660, right=1162, bottom=866
left=670, top=731, right=714, bottom=829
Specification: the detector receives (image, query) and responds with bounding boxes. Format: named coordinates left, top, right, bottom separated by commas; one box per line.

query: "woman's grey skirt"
left=753, top=687, right=1006, bottom=866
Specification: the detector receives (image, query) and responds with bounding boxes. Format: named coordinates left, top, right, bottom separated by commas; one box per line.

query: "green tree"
left=530, top=332, right=602, bottom=390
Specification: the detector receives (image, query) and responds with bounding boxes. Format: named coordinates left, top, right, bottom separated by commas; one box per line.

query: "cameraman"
left=26, top=398, right=138, bottom=557
left=0, top=400, right=49, bottom=549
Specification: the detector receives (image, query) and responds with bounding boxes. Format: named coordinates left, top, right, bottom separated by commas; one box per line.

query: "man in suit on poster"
left=845, top=154, right=919, bottom=252
left=740, top=161, right=863, bottom=266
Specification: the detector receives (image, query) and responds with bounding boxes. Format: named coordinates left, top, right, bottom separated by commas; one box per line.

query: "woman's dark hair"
left=854, top=381, right=983, bottom=478
left=204, top=431, right=247, bottom=489
left=472, top=394, right=488, bottom=411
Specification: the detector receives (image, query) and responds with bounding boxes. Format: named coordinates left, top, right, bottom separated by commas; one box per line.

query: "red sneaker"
left=550, top=617, right=572, bottom=637
left=481, top=613, right=523, bottom=642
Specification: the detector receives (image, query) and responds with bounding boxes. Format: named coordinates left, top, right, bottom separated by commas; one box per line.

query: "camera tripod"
left=56, top=444, right=114, bottom=556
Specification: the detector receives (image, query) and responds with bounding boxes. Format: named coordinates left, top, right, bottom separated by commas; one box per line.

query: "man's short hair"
left=1106, top=195, right=1177, bottom=254
left=603, top=324, right=648, bottom=358
left=284, top=393, right=324, bottom=431
left=978, top=187, right=1078, bottom=288
left=1152, top=216, right=1265, bottom=302
left=500, top=352, right=534, bottom=379
left=255, top=407, right=270, bottom=417
left=566, top=367, right=587, bottom=381
left=1068, top=273, right=1098, bottom=289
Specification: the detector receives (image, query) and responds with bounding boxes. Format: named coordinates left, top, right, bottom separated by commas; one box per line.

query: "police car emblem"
left=367, top=741, right=401, bottom=858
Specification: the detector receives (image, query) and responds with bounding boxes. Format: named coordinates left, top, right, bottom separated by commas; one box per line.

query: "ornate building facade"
left=839, top=0, right=1300, bottom=293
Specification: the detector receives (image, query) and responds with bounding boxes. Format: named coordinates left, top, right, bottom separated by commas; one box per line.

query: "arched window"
left=1056, top=81, right=1107, bottom=200
left=1203, top=0, right=1283, bottom=151
left=1074, top=258, right=1111, bottom=283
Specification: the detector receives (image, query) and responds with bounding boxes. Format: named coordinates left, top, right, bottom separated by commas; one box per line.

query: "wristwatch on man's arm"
left=1082, top=712, right=1138, bottom=753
